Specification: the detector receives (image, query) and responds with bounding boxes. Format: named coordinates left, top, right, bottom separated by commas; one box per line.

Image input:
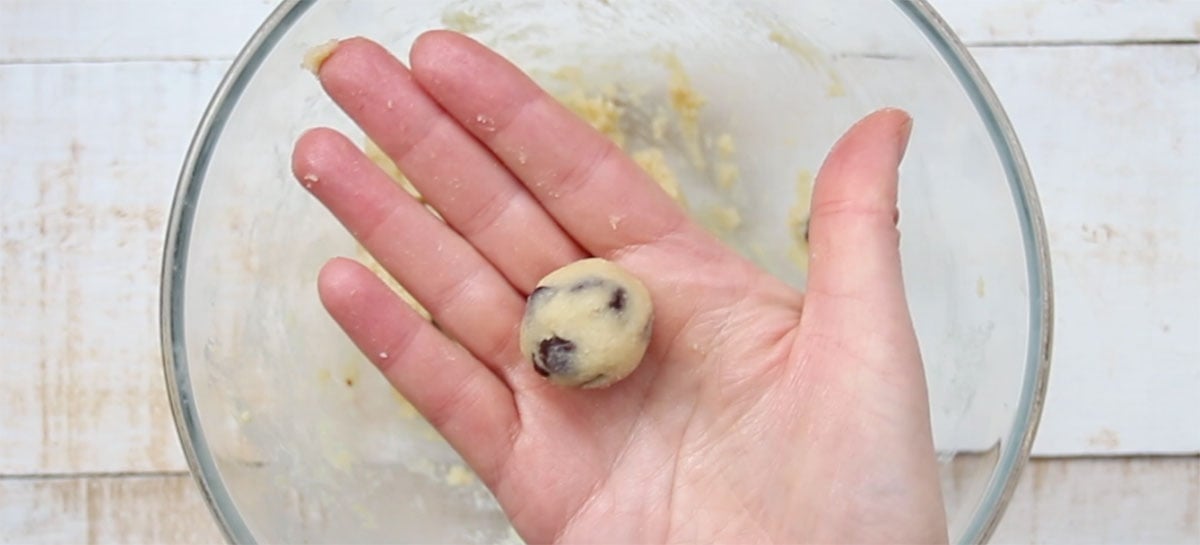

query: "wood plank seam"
left=966, top=38, right=1200, bottom=47
left=2, top=40, right=1197, bottom=67
left=0, top=471, right=190, bottom=481
left=0, top=56, right=233, bottom=66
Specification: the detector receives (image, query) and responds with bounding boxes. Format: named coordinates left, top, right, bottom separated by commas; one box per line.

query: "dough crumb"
left=750, top=242, right=768, bottom=262
left=302, top=39, right=340, bottom=74
left=715, top=162, right=739, bottom=190
left=632, top=148, right=686, bottom=207
left=663, top=54, right=708, bottom=168
left=551, top=65, right=585, bottom=84
left=786, top=169, right=815, bottom=273
left=704, top=205, right=742, bottom=233
left=826, top=77, right=846, bottom=98
left=441, top=8, right=488, bottom=34
left=327, top=448, right=355, bottom=471
left=561, top=89, right=626, bottom=148
left=976, top=277, right=987, bottom=298
left=768, top=29, right=847, bottom=99
left=651, top=110, right=670, bottom=140
left=363, top=137, right=422, bottom=200
left=445, top=464, right=477, bottom=486
left=788, top=244, right=808, bottom=273
left=666, top=56, right=706, bottom=124
left=769, top=30, right=820, bottom=65
left=716, top=133, right=736, bottom=158
left=393, top=390, right=420, bottom=419
left=359, top=245, right=431, bottom=320
left=420, top=427, right=442, bottom=441
left=475, top=114, right=497, bottom=132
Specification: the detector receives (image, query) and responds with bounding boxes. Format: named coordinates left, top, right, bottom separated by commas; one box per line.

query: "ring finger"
left=293, top=128, right=528, bottom=376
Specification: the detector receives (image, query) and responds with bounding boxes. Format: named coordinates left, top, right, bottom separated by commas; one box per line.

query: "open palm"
left=293, top=32, right=946, bottom=544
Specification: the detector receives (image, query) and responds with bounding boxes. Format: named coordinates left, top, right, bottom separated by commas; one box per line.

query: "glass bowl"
left=162, top=1, right=1052, bottom=543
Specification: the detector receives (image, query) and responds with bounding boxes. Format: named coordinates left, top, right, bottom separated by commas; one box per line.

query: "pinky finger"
left=317, top=257, right=518, bottom=482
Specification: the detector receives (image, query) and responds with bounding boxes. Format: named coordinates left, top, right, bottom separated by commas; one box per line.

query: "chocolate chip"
left=532, top=354, right=550, bottom=377
left=568, top=277, right=605, bottom=292
left=529, top=285, right=554, bottom=303
left=607, top=287, right=626, bottom=312
left=525, top=287, right=556, bottom=321
left=580, top=373, right=609, bottom=388
left=537, top=336, right=577, bottom=375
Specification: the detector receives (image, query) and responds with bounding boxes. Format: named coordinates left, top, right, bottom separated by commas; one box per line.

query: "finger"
left=316, top=37, right=585, bottom=292
left=317, top=257, right=517, bottom=482
left=803, top=108, right=916, bottom=344
left=409, top=30, right=706, bottom=258
left=294, top=128, right=527, bottom=375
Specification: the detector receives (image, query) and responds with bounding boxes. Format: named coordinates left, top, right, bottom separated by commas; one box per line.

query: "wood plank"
left=0, top=15, right=1196, bottom=484
left=2, top=1, right=1198, bottom=63
left=932, top=0, right=1200, bottom=45
left=0, top=474, right=223, bottom=544
left=0, top=459, right=1192, bottom=544
left=0, top=0, right=275, bottom=62
left=990, top=457, right=1200, bottom=544
left=970, top=44, right=1200, bottom=456
left=0, top=61, right=230, bottom=474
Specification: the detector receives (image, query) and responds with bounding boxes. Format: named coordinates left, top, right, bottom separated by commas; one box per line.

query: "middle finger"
left=315, top=38, right=586, bottom=293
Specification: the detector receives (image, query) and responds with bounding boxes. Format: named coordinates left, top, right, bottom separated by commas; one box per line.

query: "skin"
left=292, top=31, right=947, bottom=544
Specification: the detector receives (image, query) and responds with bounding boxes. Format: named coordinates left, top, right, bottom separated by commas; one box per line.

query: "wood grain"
left=1, top=0, right=1198, bottom=64
left=0, top=459, right=1192, bottom=544
left=0, top=0, right=275, bottom=62
left=0, top=474, right=223, bottom=544
left=990, top=457, right=1200, bottom=544
left=0, top=61, right=229, bottom=474
left=2, top=46, right=1191, bottom=479
left=936, top=0, right=1200, bottom=45
left=972, top=44, right=1200, bottom=456
left=0, top=1, right=1198, bottom=543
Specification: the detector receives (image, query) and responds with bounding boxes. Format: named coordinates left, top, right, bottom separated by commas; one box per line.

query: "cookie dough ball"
left=519, top=258, right=653, bottom=388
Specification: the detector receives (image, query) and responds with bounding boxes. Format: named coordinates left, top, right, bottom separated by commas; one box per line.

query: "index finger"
left=408, top=30, right=703, bottom=258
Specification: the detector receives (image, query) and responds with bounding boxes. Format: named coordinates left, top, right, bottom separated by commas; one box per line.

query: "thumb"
left=803, top=108, right=915, bottom=343
left=801, top=108, right=947, bottom=543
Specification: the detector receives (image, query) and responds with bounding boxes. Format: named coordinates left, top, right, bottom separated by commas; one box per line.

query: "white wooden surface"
left=0, top=475, right=223, bottom=544
left=0, top=458, right=1194, bottom=545
left=0, top=0, right=1197, bottom=543
left=970, top=43, right=1200, bottom=456
left=939, top=0, right=1200, bottom=44
left=989, top=457, right=1200, bottom=545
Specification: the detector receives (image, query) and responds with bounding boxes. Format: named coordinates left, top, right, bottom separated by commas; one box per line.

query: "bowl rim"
left=160, top=1, right=1054, bottom=543
left=160, top=1, right=312, bottom=542
left=894, top=3, right=1054, bottom=543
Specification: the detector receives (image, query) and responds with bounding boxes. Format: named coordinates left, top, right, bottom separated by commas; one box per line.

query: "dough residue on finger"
left=303, top=39, right=341, bottom=74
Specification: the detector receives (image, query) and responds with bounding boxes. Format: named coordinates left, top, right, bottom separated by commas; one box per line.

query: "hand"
left=292, top=32, right=946, bottom=544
